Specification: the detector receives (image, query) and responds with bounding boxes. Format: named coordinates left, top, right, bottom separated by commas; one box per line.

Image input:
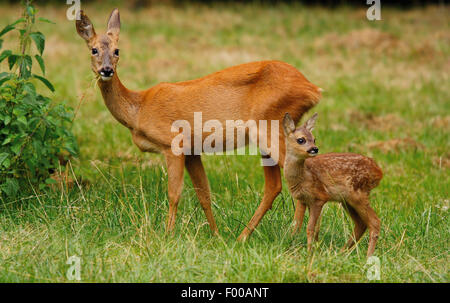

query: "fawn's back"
left=302, top=153, right=383, bottom=202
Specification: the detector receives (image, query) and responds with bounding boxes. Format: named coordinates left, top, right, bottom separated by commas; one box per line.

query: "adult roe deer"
left=282, top=113, right=382, bottom=257
left=76, top=9, right=322, bottom=240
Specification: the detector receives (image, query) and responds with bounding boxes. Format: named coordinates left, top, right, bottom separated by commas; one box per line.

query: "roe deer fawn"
left=282, top=113, right=382, bottom=257
left=75, top=9, right=322, bottom=240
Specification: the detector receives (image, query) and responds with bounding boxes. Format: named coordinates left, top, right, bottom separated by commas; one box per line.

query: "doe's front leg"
left=164, top=150, right=185, bottom=233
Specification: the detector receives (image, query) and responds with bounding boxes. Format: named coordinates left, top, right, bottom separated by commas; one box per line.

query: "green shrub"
left=0, top=1, right=78, bottom=198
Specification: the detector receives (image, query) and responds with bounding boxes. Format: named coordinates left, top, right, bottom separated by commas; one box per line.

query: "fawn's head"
left=283, top=113, right=319, bottom=159
left=76, top=9, right=121, bottom=81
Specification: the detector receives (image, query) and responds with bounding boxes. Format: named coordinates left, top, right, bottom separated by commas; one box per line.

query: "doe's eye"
left=91, top=48, right=98, bottom=55
left=297, top=138, right=306, bottom=145
left=114, top=49, right=120, bottom=56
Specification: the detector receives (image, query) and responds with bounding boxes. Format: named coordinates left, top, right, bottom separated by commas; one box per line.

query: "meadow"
left=0, top=2, right=448, bottom=282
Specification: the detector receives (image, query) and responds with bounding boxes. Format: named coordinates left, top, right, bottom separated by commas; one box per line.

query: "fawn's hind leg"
left=342, top=203, right=367, bottom=249
left=292, top=201, right=306, bottom=235
left=365, top=205, right=380, bottom=257
left=314, top=210, right=323, bottom=241
left=348, top=198, right=380, bottom=257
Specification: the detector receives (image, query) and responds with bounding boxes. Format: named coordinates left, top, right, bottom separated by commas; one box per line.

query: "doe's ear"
left=282, top=113, right=296, bottom=135
left=304, top=113, right=318, bottom=132
left=76, top=10, right=96, bottom=42
left=107, top=8, right=120, bottom=39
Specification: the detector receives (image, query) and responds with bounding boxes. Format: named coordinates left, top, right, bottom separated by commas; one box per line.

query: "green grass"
left=0, top=2, right=449, bottom=282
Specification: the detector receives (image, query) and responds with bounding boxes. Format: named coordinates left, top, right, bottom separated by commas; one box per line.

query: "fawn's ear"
left=304, top=113, right=318, bottom=132
left=283, top=113, right=296, bottom=135
left=76, top=10, right=96, bottom=42
left=107, top=8, right=120, bottom=39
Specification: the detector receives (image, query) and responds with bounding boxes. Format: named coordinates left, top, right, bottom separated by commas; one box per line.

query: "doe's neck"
left=97, top=72, right=142, bottom=129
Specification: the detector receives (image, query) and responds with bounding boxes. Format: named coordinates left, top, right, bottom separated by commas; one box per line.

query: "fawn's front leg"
left=306, top=201, right=325, bottom=251
left=164, top=151, right=185, bottom=233
left=292, top=201, right=306, bottom=235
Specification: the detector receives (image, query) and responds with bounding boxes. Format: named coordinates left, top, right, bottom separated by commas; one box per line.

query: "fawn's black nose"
left=308, top=147, right=319, bottom=155
left=99, top=67, right=114, bottom=78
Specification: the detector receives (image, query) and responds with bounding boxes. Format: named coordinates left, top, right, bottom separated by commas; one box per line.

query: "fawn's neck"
left=97, top=73, right=142, bottom=129
left=284, top=152, right=308, bottom=194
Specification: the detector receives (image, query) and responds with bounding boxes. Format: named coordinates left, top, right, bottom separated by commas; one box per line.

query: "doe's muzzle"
left=99, top=67, right=114, bottom=78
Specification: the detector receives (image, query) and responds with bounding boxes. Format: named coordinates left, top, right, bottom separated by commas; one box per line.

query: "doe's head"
left=283, top=113, right=319, bottom=159
left=76, top=9, right=121, bottom=81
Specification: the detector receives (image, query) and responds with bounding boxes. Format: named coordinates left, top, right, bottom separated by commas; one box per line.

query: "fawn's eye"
left=91, top=48, right=98, bottom=55
left=297, top=138, right=306, bottom=145
left=114, top=49, right=119, bottom=56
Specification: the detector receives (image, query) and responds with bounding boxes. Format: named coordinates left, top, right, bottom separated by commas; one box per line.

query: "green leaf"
left=23, top=55, right=32, bottom=67
left=10, top=18, right=26, bottom=27
left=1, top=178, right=19, bottom=197
left=38, top=17, right=55, bottom=24
left=0, top=50, right=12, bottom=63
left=0, top=152, right=8, bottom=165
left=30, top=32, right=45, bottom=55
left=33, top=74, right=54, bottom=92
left=17, top=115, right=27, bottom=125
left=2, top=136, right=12, bottom=145
left=11, top=140, right=22, bottom=155
left=0, top=73, right=11, bottom=87
left=34, top=55, right=45, bottom=75
left=65, top=141, right=78, bottom=156
left=13, top=107, right=27, bottom=117
left=0, top=24, right=14, bottom=37
left=19, top=55, right=33, bottom=79
left=0, top=39, right=3, bottom=50
left=2, top=158, right=10, bottom=168
left=8, top=54, right=19, bottom=70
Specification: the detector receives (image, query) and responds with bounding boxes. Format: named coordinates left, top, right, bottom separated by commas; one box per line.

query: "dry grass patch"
left=349, top=110, right=406, bottom=132
left=431, top=116, right=450, bottom=130
left=367, top=138, right=424, bottom=153
left=432, top=156, right=450, bottom=170
left=314, top=28, right=408, bottom=55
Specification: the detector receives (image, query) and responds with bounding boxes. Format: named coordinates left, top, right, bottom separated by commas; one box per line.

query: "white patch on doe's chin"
left=101, top=76, right=113, bottom=81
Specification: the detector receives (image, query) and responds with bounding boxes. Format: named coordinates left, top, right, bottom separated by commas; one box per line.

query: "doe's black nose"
left=99, top=67, right=114, bottom=77
left=308, top=147, right=319, bottom=154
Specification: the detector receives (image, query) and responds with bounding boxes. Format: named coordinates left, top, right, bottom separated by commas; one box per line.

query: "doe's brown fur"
left=283, top=113, right=382, bottom=257
left=76, top=9, right=322, bottom=239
